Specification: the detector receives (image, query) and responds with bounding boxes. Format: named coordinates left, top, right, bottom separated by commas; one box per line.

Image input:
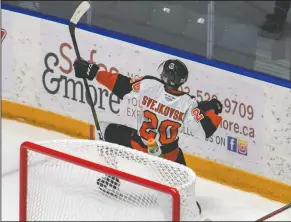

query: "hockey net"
left=19, top=140, right=200, bottom=221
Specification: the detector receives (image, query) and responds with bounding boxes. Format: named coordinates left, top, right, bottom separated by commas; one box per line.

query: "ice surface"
left=2, top=119, right=290, bottom=221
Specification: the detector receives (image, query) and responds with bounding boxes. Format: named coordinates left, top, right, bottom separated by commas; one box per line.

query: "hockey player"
left=74, top=58, right=223, bottom=158
left=73, top=58, right=223, bottom=205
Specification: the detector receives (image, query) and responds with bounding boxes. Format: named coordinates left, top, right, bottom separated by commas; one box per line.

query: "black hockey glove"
left=73, top=59, right=100, bottom=81
left=198, top=98, right=223, bottom=115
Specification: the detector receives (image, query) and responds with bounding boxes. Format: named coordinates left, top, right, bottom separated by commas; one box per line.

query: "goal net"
left=19, top=140, right=200, bottom=221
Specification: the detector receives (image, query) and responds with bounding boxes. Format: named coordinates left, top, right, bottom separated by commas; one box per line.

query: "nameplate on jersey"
left=142, top=96, right=184, bottom=121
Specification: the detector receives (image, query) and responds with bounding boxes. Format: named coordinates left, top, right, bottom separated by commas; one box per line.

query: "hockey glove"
left=198, top=98, right=223, bottom=115
left=73, top=59, right=100, bottom=81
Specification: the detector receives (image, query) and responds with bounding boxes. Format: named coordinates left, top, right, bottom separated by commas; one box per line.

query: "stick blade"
left=70, top=1, right=91, bottom=24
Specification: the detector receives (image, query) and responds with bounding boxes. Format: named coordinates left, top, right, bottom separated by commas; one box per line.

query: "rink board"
left=2, top=100, right=291, bottom=204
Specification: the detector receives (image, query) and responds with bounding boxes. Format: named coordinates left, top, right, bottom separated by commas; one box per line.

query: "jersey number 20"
left=139, top=110, right=181, bottom=145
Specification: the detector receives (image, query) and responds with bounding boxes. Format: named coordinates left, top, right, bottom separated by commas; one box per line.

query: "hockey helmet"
left=159, top=59, right=188, bottom=88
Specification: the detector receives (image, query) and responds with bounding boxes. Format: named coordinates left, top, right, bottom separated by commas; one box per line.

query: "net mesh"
left=23, top=139, right=199, bottom=221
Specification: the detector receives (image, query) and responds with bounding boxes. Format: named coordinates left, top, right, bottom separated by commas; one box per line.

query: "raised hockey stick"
left=68, top=2, right=118, bottom=187
left=69, top=1, right=104, bottom=141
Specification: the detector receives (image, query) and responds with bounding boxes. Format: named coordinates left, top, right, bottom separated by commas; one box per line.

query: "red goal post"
left=19, top=140, right=199, bottom=221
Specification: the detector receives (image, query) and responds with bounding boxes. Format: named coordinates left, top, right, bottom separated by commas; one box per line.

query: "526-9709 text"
left=195, top=90, right=254, bottom=121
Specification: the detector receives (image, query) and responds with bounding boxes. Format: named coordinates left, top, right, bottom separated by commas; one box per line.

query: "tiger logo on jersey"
left=1, top=29, right=7, bottom=42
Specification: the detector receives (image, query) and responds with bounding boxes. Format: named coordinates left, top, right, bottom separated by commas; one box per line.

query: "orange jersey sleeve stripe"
left=96, top=71, right=119, bottom=91
left=205, top=111, right=222, bottom=128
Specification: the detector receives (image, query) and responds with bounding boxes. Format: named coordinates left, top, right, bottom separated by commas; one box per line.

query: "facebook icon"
left=227, top=136, right=237, bottom=153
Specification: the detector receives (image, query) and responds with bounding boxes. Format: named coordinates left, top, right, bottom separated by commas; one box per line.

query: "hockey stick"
left=69, top=2, right=118, bottom=185
left=69, top=1, right=104, bottom=141
left=255, top=202, right=291, bottom=221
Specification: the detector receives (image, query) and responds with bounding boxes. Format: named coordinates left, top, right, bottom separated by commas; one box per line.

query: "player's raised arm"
left=73, top=59, right=138, bottom=99
left=185, top=98, right=223, bottom=138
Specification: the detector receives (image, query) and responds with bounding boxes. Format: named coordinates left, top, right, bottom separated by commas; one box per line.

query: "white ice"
left=2, top=118, right=291, bottom=221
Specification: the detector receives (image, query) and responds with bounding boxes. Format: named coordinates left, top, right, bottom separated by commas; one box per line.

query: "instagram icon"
left=238, top=139, right=248, bottom=156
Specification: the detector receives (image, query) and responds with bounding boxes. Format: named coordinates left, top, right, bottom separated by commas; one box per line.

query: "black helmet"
left=159, top=59, right=188, bottom=88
